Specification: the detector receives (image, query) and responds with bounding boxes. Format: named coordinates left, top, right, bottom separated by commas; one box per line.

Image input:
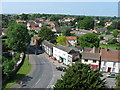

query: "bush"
left=108, top=38, right=117, bottom=44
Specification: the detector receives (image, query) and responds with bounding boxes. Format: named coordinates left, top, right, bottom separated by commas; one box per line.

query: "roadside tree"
left=6, top=22, right=31, bottom=52
left=54, top=62, right=106, bottom=89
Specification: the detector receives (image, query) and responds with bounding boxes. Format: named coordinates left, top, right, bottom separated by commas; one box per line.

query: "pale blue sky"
left=1, top=2, right=119, bottom=17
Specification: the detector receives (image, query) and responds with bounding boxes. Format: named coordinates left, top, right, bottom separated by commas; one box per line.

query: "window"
left=112, top=68, right=115, bottom=72
left=103, top=61, right=106, bottom=66
left=84, top=59, right=88, bottom=62
left=93, top=60, right=96, bottom=63
left=102, top=67, right=106, bottom=71
left=113, top=62, right=116, bottom=67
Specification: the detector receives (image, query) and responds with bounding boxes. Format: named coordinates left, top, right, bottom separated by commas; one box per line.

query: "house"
left=100, top=49, right=120, bottom=73
left=52, top=26, right=71, bottom=32
left=53, top=45, right=80, bottom=65
left=42, top=40, right=55, bottom=56
left=92, top=28, right=108, bottom=34
left=81, top=47, right=100, bottom=70
left=103, top=35, right=114, bottom=40
left=16, top=20, right=26, bottom=23
left=105, top=22, right=112, bottom=27
left=59, top=17, right=75, bottom=22
left=66, top=36, right=77, bottom=47
left=117, top=35, right=120, bottom=42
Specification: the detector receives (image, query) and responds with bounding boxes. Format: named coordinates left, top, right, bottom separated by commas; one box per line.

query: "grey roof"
left=82, top=52, right=100, bottom=60
left=42, top=40, right=55, bottom=49
left=54, top=45, right=74, bottom=53
left=96, top=28, right=108, bottom=33
left=55, top=26, right=71, bottom=32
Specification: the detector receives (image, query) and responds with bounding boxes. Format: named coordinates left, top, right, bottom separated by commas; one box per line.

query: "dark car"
left=35, top=50, right=43, bottom=55
left=56, top=66, right=66, bottom=71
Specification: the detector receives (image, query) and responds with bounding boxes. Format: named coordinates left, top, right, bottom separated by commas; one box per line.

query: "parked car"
left=56, top=66, right=66, bottom=71
left=35, top=50, right=43, bottom=55
left=106, top=73, right=118, bottom=78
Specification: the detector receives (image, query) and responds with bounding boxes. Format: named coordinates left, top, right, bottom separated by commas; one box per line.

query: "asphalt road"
left=21, top=53, right=53, bottom=88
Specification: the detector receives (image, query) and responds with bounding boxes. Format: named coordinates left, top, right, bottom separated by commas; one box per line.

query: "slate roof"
left=54, top=44, right=74, bottom=53
left=82, top=52, right=100, bottom=60
left=96, top=28, right=108, bottom=33
left=42, top=40, right=55, bottom=49
left=101, top=49, right=120, bottom=62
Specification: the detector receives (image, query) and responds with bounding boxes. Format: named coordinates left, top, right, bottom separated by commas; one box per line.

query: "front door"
left=107, top=67, right=111, bottom=72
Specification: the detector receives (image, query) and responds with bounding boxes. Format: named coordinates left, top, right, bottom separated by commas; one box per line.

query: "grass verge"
left=4, top=57, right=31, bottom=88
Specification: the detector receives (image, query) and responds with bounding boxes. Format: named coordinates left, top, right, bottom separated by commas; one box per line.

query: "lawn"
left=4, top=57, right=31, bottom=88
left=100, top=44, right=120, bottom=50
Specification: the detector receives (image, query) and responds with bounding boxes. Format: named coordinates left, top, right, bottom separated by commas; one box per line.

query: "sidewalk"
left=10, top=54, right=36, bottom=88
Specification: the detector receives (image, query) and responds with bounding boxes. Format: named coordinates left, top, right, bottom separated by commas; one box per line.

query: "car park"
left=56, top=66, right=66, bottom=71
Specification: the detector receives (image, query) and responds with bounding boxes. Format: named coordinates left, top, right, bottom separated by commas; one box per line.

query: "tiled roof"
left=66, top=36, right=77, bottom=40
left=82, top=52, right=100, bottom=60
left=101, top=49, right=120, bottom=62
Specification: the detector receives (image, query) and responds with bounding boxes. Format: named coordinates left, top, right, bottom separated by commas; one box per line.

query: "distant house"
left=52, top=26, right=71, bottom=32
left=92, top=28, right=108, bottom=34
left=53, top=45, right=80, bottom=65
left=105, top=22, right=112, bottom=27
left=104, top=35, right=114, bottom=40
left=16, top=20, right=26, bottom=23
left=42, top=40, right=55, bottom=56
left=66, top=36, right=77, bottom=47
left=117, top=35, right=120, bottom=42
left=81, top=47, right=100, bottom=70
left=100, top=49, right=120, bottom=73
left=71, top=30, right=92, bottom=37
left=59, top=17, right=75, bottom=22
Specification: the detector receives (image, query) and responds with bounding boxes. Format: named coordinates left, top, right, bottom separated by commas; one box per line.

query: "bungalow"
left=105, top=22, right=112, bottom=27
left=100, top=49, right=120, bottom=73
left=53, top=45, right=80, bottom=65
left=42, top=40, right=55, bottom=56
left=81, top=47, right=100, bottom=70
left=66, top=36, right=77, bottom=47
left=92, top=28, right=108, bottom=34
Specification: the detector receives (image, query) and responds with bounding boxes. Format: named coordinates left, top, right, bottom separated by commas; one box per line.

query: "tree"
left=56, top=36, right=66, bottom=46
left=54, top=62, right=106, bottom=89
left=78, top=17, right=94, bottom=30
left=78, top=33, right=100, bottom=48
left=6, top=22, right=31, bottom=52
left=108, top=38, right=117, bottom=44
left=112, top=30, right=119, bottom=37
left=20, top=13, right=29, bottom=20
left=38, top=26, right=55, bottom=43
left=116, top=75, right=120, bottom=89
left=61, top=29, right=71, bottom=36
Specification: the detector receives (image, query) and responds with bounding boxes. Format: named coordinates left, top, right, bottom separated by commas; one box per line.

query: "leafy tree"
left=116, top=75, right=120, bottom=89
left=6, top=22, right=31, bottom=52
left=112, top=30, right=119, bottom=37
left=54, top=62, right=106, bottom=89
left=108, top=38, right=117, bottom=44
left=2, top=57, right=15, bottom=77
left=20, top=13, right=29, bottom=20
left=78, top=17, right=94, bottom=30
left=61, top=29, right=71, bottom=36
left=99, top=36, right=104, bottom=40
left=38, top=26, right=55, bottom=43
left=78, top=33, right=100, bottom=48
left=56, top=36, right=66, bottom=46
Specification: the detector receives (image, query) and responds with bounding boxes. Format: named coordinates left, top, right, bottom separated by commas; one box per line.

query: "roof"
left=42, top=40, right=55, bottom=49
left=101, top=49, right=120, bottom=62
left=96, top=28, right=108, bottom=33
left=54, top=44, right=74, bottom=53
left=66, top=36, right=77, bottom=40
left=55, top=26, right=71, bottom=32
left=82, top=52, right=100, bottom=60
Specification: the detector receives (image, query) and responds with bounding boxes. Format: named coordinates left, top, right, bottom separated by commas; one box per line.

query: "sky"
left=1, top=1, right=120, bottom=17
